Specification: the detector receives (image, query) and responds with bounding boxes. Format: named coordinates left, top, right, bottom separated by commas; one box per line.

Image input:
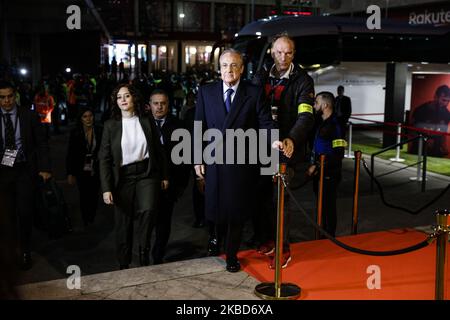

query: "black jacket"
left=66, top=125, right=103, bottom=177
left=252, top=63, right=315, bottom=163
left=154, top=114, right=190, bottom=200
left=99, top=115, right=169, bottom=193
left=0, top=106, right=51, bottom=174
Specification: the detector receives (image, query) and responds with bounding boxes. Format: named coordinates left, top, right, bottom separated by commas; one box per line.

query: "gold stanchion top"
left=435, top=209, right=450, bottom=233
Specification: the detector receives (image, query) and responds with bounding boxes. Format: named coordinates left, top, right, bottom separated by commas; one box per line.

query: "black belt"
left=120, top=158, right=149, bottom=174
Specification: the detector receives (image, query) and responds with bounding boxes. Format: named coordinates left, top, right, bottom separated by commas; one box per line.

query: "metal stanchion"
left=344, top=122, right=354, bottom=159
left=389, top=122, right=405, bottom=162
left=422, top=137, right=428, bottom=192
left=351, top=151, right=362, bottom=235
left=435, top=209, right=449, bottom=300
left=410, top=134, right=426, bottom=183
left=255, top=163, right=301, bottom=300
left=316, top=155, right=325, bottom=240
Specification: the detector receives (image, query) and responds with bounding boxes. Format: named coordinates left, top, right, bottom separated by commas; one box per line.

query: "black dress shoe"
left=21, top=253, right=32, bottom=271
left=226, top=259, right=241, bottom=273
left=207, top=238, right=219, bottom=256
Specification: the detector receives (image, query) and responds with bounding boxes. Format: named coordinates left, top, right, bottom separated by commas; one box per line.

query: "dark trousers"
left=77, top=172, right=100, bottom=226
left=0, top=163, right=35, bottom=254
left=214, top=222, right=243, bottom=262
left=152, top=193, right=175, bottom=264
left=252, top=175, right=275, bottom=246
left=192, top=177, right=205, bottom=224
left=114, top=161, right=159, bottom=266
left=255, top=172, right=298, bottom=252
left=313, top=174, right=341, bottom=237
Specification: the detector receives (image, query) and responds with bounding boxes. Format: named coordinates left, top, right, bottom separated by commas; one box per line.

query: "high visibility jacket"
left=34, top=93, right=55, bottom=124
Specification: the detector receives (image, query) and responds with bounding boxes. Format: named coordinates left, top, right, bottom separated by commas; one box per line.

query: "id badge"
left=83, top=154, right=93, bottom=172
left=1, top=149, right=18, bottom=167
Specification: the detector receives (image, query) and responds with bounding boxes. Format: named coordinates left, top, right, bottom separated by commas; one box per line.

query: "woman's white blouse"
left=120, top=116, right=149, bottom=166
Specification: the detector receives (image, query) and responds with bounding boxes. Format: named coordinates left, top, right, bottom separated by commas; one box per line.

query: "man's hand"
left=281, top=138, right=294, bottom=158
left=103, top=192, right=114, bottom=205
left=161, top=180, right=169, bottom=190
left=194, top=165, right=205, bottom=180
left=271, top=138, right=294, bottom=158
left=306, top=165, right=317, bottom=177
left=39, top=171, right=52, bottom=182
left=67, top=175, right=76, bottom=186
left=196, top=178, right=205, bottom=194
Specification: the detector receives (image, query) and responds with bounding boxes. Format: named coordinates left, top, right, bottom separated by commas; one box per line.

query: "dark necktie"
left=225, top=88, right=234, bottom=113
left=155, top=119, right=164, bottom=144
left=4, top=113, right=16, bottom=149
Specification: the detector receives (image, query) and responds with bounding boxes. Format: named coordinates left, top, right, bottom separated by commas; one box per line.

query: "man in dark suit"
left=0, top=80, right=52, bottom=270
left=335, top=85, right=352, bottom=127
left=147, top=89, right=189, bottom=264
left=194, top=49, right=291, bottom=272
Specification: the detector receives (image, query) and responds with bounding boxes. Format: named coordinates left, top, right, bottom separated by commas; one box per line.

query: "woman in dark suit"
left=99, top=84, right=168, bottom=269
left=66, top=106, right=103, bottom=227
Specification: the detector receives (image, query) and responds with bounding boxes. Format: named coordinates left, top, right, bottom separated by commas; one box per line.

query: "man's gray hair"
left=219, top=48, right=244, bottom=65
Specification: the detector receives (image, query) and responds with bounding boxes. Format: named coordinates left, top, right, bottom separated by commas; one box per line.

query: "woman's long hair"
left=110, top=83, right=144, bottom=120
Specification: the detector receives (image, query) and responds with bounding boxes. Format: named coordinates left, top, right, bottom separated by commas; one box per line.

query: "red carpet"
left=236, top=228, right=450, bottom=300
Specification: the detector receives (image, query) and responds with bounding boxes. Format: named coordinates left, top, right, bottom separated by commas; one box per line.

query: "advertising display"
left=409, top=73, right=450, bottom=158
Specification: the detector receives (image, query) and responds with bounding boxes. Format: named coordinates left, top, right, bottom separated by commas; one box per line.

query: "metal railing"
left=370, top=134, right=427, bottom=193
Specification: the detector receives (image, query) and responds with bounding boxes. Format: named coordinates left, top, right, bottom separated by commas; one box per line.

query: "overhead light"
left=234, top=33, right=239, bottom=37
left=189, top=47, right=197, bottom=55
left=256, top=32, right=262, bottom=36
left=421, top=62, right=429, bottom=65
left=19, top=68, right=27, bottom=75
left=205, top=46, right=213, bottom=53
left=65, top=67, right=71, bottom=73
left=179, top=13, right=185, bottom=18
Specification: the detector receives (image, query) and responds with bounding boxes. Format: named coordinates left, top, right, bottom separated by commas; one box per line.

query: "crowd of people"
left=0, top=35, right=354, bottom=297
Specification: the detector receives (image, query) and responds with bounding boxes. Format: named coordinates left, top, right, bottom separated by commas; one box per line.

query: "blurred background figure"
left=66, top=106, right=103, bottom=228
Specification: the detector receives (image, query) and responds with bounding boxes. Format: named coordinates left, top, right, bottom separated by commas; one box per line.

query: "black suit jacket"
left=66, top=125, right=103, bottom=177
left=0, top=106, right=51, bottom=174
left=154, top=114, right=189, bottom=200
left=99, top=115, right=169, bottom=193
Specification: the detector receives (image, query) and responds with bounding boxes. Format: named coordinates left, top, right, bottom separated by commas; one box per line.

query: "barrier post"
left=254, top=164, right=301, bottom=300
left=345, top=122, right=355, bottom=159
left=351, top=151, right=362, bottom=235
left=410, top=134, right=427, bottom=184
left=422, top=137, right=428, bottom=192
left=435, top=209, right=449, bottom=300
left=316, top=155, right=325, bottom=240
left=389, top=122, right=405, bottom=162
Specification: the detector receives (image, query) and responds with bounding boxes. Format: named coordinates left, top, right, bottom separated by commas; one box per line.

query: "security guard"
left=252, top=33, right=315, bottom=269
left=307, top=91, right=346, bottom=237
